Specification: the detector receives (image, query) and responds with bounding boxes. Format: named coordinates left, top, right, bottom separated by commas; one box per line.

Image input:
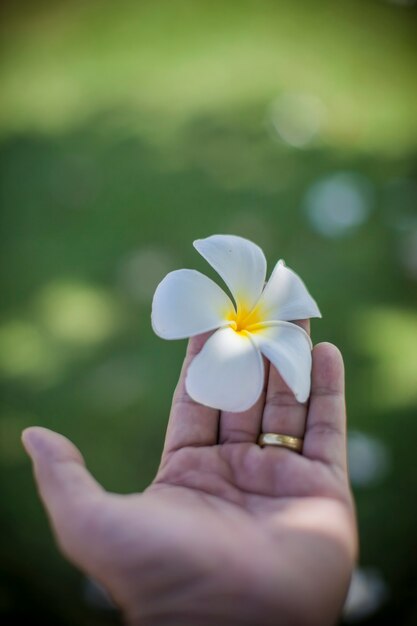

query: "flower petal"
left=250, top=322, right=312, bottom=402
left=257, top=260, right=321, bottom=321
left=194, top=235, right=267, bottom=313
left=152, top=269, right=234, bottom=339
left=186, top=327, right=264, bottom=412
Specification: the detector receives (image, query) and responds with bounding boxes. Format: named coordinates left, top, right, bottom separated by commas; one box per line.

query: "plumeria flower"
left=152, top=235, right=321, bottom=412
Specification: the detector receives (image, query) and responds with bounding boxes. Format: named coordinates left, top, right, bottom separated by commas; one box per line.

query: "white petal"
left=152, top=269, right=234, bottom=339
left=186, top=327, right=264, bottom=412
left=250, top=322, right=312, bottom=402
left=194, top=235, right=267, bottom=313
left=257, top=260, right=321, bottom=321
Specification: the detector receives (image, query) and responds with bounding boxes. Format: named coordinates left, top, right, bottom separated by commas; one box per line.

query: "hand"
left=22, top=327, right=357, bottom=626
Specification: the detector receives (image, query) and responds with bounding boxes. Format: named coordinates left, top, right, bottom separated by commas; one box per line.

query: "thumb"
left=22, top=427, right=105, bottom=567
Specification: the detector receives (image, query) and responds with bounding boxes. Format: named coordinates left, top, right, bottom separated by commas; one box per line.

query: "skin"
left=22, top=323, right=358, bottom=626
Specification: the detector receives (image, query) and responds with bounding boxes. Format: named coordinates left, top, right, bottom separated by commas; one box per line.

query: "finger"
left=261, top=319, right=310, bottom=439
left=219, top=358, right=269, bottom=444
left=161, top=333, right=219, bottom=459
left=22, top=427, right=105, bottom=566
left=302, top=343, right=347, bottom=472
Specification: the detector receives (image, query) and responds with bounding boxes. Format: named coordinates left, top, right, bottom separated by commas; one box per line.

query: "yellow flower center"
left=227, top=302, right=264, bottom=335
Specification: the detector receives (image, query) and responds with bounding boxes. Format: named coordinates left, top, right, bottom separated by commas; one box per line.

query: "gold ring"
left=257, top=433, right=303, bottom=453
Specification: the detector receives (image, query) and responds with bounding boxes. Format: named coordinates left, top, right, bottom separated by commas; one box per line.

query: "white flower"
left=151, top=235, right=321, bottom=412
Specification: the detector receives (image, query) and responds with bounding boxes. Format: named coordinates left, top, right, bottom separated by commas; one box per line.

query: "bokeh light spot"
left=36, top=281, right=121, bottom=345
left=343, top=567, right=389, bottom=622
left=354, top=307, right=417, bottom=410
left=269, top=92, right=326, bottom=148
left=348, top=430, right=390, bottom=487
left=304, top=172, right=373, bottom=237
left=0, top=320, right=60, bottom=380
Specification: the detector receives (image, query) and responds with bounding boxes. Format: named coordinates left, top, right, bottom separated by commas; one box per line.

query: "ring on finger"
left=257, top=432, right=303, bottom=453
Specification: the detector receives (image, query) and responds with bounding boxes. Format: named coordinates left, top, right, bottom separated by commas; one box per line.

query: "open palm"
left=23, top=330, right=357, bottom=626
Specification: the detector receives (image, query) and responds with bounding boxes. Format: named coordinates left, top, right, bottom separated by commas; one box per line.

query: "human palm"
left=23, top=331, right=357, bottom=626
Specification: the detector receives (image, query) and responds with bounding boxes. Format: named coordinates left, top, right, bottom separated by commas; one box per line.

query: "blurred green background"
left=0, top=0, right=416, bottom=624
